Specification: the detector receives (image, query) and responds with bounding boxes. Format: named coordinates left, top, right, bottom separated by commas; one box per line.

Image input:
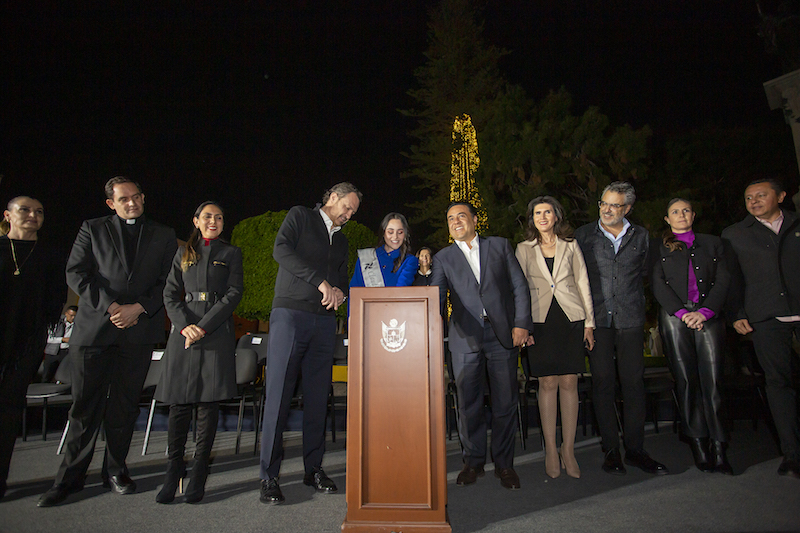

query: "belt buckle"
left=198, top=292, right=209, bottom=302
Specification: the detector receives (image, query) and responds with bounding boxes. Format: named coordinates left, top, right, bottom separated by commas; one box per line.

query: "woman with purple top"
left=651, top=198, right=732, bottom=474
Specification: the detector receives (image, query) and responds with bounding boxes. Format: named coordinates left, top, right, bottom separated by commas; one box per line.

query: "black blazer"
left=66, top=215, right=177, bottom=346
left=430, top=236, right=533, bottom=353
left=721, top=210, right=800, bottom=323
left=650, top=233, right=730, bottom=317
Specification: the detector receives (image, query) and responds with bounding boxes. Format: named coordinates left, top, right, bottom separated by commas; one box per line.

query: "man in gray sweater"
left=259, top=182, right=361, bottom=504
left=575, top=181, right=668, bottom=476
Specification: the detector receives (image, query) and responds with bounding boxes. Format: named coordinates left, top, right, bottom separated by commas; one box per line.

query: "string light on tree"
left=450, top=114, right=488, bottom=235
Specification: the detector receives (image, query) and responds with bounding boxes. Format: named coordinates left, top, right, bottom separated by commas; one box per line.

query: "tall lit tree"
left=401, top=0, right=507, bottom=248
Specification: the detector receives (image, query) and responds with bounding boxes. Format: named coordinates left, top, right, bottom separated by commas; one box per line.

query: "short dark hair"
left=446, top=201, right=477, bottom=217
left=746, top=178, right=784, bottom=195
left=322, top=182, right=362, bottom=205
left=104, top=176, right=142, bottom=199
left=66, top=305, right=78, bottom=312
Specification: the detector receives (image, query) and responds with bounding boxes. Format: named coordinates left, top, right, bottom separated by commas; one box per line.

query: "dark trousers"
left=750, top=319, right=800, bottom=460
left=167, top=403, right=219, bottom=462
left=0, top=342, right=44, bottom=485
left=659, top=309, right=727, bottom=442
left=451, top=320, right=519, bottom=469
left=259, top=308, right=336, bottom=480
left=42, top=348, right=69, bottom=382
left=55, top=341, right=152, bottom=487
left=589, top=326, right=646, bottom=452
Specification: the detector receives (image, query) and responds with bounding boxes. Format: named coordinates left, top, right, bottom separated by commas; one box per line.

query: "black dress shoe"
left=494, top=467, right=521, bottom=490
left=107, top=474, right=137, bottom=495
left=777, top=459, right=800, bottom=479
left=303, top=467, right=338, bottom=493
left=625, top=449, right=669, bottom=475
left=602, top=448, right=626, bottom=475
left=37, top=483, right=82, bottom=507
left=260, top=478, right=285, bottom=504
left=456, top=464, right=485, bottom=486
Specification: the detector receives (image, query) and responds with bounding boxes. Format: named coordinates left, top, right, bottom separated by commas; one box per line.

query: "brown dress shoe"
left=495, top=467, right=520, bottom=490
left=456, top=464, right=484, bottom=486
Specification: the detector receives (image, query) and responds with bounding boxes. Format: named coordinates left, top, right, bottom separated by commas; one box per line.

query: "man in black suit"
left=431, top=202, right=533, bottom=490
left=42, top=305, right=77, bottom=382
left=722, top=179, right=800, bottom=479
left=39, top=177, right=177, bottom=507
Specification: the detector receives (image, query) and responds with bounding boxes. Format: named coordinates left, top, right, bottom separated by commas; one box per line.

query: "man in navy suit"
left=431, top=202, right=533, bottom=490
left=39, top=177, right=176, bottom=507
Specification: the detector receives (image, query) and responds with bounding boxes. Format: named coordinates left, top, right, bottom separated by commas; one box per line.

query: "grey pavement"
left=2, top=419, right=799, bottom=533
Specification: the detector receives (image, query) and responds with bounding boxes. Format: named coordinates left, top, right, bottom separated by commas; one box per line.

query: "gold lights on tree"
left=450, top=114, right=488, bottom=234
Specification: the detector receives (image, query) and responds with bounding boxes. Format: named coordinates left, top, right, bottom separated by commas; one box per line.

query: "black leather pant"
left=659, top=308, right=727, bottom=442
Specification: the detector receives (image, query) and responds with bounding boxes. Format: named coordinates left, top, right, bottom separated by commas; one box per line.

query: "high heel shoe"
left=184, top=458, right=210, bottom=504
left=710, top=440, right=733, bottom=475
left=559, top=444, right=581, bottom=479
left=545, top=447, right=561, bottom=479
left=156, top=459, right=187, bottom=504
left=688, top=437, right=713, bottom=473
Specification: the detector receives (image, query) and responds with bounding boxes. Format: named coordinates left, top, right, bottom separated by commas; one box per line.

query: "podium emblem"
left=380, top=319, right=408, bottom=352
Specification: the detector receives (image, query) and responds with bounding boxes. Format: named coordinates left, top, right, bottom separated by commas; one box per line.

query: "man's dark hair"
left=446, top=201, right=477, bottom=217
left=322, top=182, right=362, bottom=205
left=104, top=176, right=142, bottom=199
left=66, top=305, right=79, bottom=312
left=747, top=178, right=785, bottom=195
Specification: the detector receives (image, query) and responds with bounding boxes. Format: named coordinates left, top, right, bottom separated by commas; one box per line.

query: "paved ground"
left=2, top=417, right=799, bottom=533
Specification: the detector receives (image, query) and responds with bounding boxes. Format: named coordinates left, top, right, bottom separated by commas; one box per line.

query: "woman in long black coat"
left=650, top=198, right=732, bottom=474
left=155, top=201, right=244, bottom=504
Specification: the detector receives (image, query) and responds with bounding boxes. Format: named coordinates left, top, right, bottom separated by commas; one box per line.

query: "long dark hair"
left=181, top=201, right=223, bottom=271
left=661, top=198, right=693, bottom=252
left=524, top=196, right=573, bottom=242
left=377, top=212, right=411, bottom=273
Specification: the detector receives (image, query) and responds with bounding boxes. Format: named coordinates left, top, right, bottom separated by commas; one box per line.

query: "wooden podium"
left=342, top=287, right=451, bottom=533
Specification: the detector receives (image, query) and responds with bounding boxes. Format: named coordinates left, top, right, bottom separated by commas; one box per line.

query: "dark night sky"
left=0, top=1, right=790, bottom=254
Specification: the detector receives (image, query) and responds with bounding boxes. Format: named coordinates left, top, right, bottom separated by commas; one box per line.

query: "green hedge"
left=231, top=210, right=376, bottom=321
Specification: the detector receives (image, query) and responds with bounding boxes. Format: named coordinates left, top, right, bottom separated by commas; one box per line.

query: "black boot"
left=710, top=440, right=733, bottom=475
left=156, top=404, right=192, bottom=503
left=184, top=403, right=219, bottom=504
left=156, top=459, right=187, bottom=504
left=184, top=458, right=209, bottom=503
left=688, top=438, right=713, bottom=472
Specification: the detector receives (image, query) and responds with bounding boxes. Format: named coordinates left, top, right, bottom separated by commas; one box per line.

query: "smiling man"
left=575, top=181, right=669, bottom=477
left=39, top=176, right=177, bottom=507
left=258, top=182, right=361, bottom=505
left=430, top=202, right=533, bottom=490
left=722, top=179, right=800, bottom=479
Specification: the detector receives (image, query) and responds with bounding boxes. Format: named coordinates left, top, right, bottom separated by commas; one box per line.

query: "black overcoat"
left=155, top=239, right=244, bottom=404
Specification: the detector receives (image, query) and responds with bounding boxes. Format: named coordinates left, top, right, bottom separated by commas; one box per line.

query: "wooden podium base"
left=342, top=516, right=451, bottom=533
left=342, top=287, right=450, bottom=533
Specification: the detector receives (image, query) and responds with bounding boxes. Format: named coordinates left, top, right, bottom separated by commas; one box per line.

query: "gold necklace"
left=9, top=238, right=37, bottom=276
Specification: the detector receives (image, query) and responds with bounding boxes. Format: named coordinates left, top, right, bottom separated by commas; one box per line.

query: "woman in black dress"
left=0, top=196, right=64, bottom=499
left=155, top=201, right=244, bottom=503
left=515, top=196, right=595, bottom=479
left=651, top=198, right=732, bottom=473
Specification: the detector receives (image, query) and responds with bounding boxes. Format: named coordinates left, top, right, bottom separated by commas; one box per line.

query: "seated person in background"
left=350, top=212, right=418, bottom=288
left=412, top=246, right=434, bottom=286
left=43, top=305, right=77, bottom=382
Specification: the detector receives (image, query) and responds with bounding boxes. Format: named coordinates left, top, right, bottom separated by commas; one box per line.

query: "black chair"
left=23, top=354, right=73, bottom=441
left=233, top=347, right=260, bottom=455
left=141, top=351, right=165, bottom=455
left=237, top=333, right=269, bottom=366
left=327, top=334, right=348, bottom=443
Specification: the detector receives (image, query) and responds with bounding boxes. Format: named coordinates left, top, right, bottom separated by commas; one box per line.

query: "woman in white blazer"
left=516, top=196, right=595, bottom=479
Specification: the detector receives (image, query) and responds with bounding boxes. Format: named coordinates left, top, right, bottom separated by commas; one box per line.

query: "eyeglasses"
left=598, top=201, right=626, bottom=210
